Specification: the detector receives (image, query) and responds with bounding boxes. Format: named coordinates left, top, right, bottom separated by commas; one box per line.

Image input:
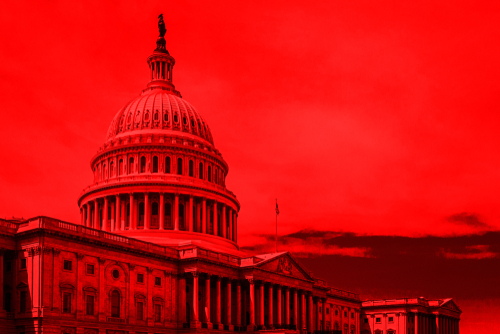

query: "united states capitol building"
left=0, top=17, right=461, bottom=334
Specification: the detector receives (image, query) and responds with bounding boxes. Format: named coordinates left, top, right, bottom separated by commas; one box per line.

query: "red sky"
left=1, top=1, right=499, bottom=332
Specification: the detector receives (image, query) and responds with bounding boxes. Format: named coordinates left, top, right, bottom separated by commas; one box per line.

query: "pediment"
left=441, top=299, right=462, bottom=313
left=254, top=253, right=313, bottom=281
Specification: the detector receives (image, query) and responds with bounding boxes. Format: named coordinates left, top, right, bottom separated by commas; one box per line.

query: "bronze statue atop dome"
left=158, top=14, right=166, bottom=37
left=155, top=14, right=168, bottom=52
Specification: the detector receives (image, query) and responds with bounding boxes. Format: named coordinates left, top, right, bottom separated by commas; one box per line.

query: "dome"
left=106, top=90, right=215, bottom=146
left=78, top=25, right=240, bottom=252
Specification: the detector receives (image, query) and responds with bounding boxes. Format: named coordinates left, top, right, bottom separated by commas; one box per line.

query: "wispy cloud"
left=438, top=245, right=499, bottom=260
left=447, top=212, right=492, bottom=230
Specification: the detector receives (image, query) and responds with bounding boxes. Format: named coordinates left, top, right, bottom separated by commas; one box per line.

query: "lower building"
left=360, top=298, right=461, bottom=334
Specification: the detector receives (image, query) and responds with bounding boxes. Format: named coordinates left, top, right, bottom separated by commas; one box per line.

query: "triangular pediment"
left=440, top=299, right=462, bottom=313
left=253, top=252, right=313, bottom=281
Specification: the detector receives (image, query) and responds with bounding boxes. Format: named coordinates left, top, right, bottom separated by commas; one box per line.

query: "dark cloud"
left=447, top=212, right=491, bottom=229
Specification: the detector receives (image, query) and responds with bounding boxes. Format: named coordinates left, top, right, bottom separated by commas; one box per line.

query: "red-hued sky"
left=1, top=1, right=499, bottom=332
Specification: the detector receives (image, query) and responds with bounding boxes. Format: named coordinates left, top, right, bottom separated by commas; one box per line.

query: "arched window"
left=189, top=160, right=194, bottom=177
left=154, top=110, right=159, bottom=121
left=140, top=156, right=146, bottom=173
left=111, top=290, right=120, bottom=318
left=151, top=202, right=159, bottom=229
left=129, top=157, right=134, bottom=174
left=199, top=162, right=203, bottom=179
left=138, top=202, right=145, bottom=228
left=152, top=156, right=158, bottom=173
left=214, top=167, right=218, bottom=184
left=177, top=158, right=183, bottom=175
left=208, top=166, right=212, bottom=182
left=179, top=203, right=185, bottom=230
left=164, top=202, right=172, bottom=229
left=165, top=156, right=171, bottom=173
left=109, top=161, right=114, bottom=177
left=118, top=159, right=123, bottom=176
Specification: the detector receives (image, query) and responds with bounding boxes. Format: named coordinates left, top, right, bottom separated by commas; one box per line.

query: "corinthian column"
left=174, top=193, right=179, bottom=231
left=159, top=193, right=164, bottom=230
left=249, top=279, right=255, bottom=329
left=115, top=195, right=121, bottom=231
left=144, top=192, right=150, bottom=230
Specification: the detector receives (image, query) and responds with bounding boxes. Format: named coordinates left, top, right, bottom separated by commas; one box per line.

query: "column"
left=235, top=213, right=238, bottom=243
left=435, top=315, right=439, bottom=334
left=415, top=313, right=419, bottom=334
left=285, top=287, right=290, bottom=327
left=110, top=201, right=115, bottom=231
left=192, top=272, right=200, bottom=325
left=308, top=294, right=313, bottom=333
left=179, top=275, right=187, bottom=325
left=129, top=194, right=135, bottom=230
left=93, top=199, right=99, bottom=229
left=205, top=274, right=211, bottom=326
left=260, top=283, right=265, bottom=327
left=86, top=203, right=90, bottom=227
left=121, top=197, right=126, bottom=230
left=249, top=279, right=255, bottom=328
left=202, top=198, right=207, bottom=234
left=144, top=192, right=150, bottom=230
left=293, top=289, right=298, bottom=329
left=301, top=292, right=307, bottom=332
left=159, top=193, right=165, bottom=230
left=222, top=205, right=227, bottom=238
left=236, top=281, right=242, bottom=327
left=226, top=280, right=233, bottom=329
left=213, top=201, right=218, bottom=236
left=174, top=194, right=179, bottom=231
left=216, top=276, right=221, bottom=325
left=322, top=299, right=326, bottom=332
left=315, top=298, right=320, bottom=331
left=98, top=258, right=105, bottom=321
left=102, top=197, right=108, bottom=231
left=116, top=195, right=121, bottom=231
left=0, top=251, right=4, bottom=313
left=268, top=284, right=273, bottom=328
left=80, top=208, right=83, bottom=225
left=277, top=285, right=282, bottom=327
left=189, top=195, right=194, bottom=232
left=228, top=208, right=233, bottom=240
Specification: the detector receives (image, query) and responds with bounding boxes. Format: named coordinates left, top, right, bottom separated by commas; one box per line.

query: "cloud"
left=447, top=212, right=491, bottom=230
left=241, top=230, right=373, bottom=258
left=438, top=245, right=499, bottom=260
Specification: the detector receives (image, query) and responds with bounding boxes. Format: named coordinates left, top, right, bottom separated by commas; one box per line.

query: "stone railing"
left=179, top=246, right=241, bottom=266
left=79, top=173, right=237, bottom=200
left=328, top=287, right=360, bottom=301
left=362, top=298, right=426, bottom=307
left=19, top=216, right=180, bottom=259
left=0, top=219, right=20, bottom=231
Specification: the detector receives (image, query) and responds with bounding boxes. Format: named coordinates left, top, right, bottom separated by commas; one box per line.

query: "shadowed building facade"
left=0, top=19, right=459, bottom=334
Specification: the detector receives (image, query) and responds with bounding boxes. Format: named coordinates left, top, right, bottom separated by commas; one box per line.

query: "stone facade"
left=360, top=298, right=461, bottom=334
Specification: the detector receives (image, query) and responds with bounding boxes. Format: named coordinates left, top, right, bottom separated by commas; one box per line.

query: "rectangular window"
left=155, top=304, right=161, bottom=322
left=376, top=318, right=381, bottom=323
left=335, top=310, right=338, bottom=316
left=63, top=293, right=71, bottom=313
left=20, top=258, right=27, bottom=270
left=155, top=277, right=161, bottom=286
left=389, top=316, right=394, bottom=322
left=86, top=295, right=94, bottom=315
left=63, top=260, right=72, bottom=271
left=137, top=301, right=144, bottom=320
left=364, top=318, right=368, bottom=324
left=6, top=261, right=11, bottom=271
left=86, top=264, right=95, bottom=275
left=20, top=291, right=27, bottom=313
left=326, top=308, right=329, bottom=314
left=137, top=273, right=144, bottom=283
left=344, top=311, right=347, bottom=317
left=351, top=312, right=354, bottom=318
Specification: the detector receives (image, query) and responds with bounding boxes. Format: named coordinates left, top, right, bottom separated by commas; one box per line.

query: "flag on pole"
left=275, top=201, right=280, bottom=215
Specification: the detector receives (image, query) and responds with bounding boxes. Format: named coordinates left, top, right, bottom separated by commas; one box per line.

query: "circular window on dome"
left=112, top=269, right=119, bottom=279
left=183, top=116, right=187, bottom=125
left=174, top=114, right=178, bottom=123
